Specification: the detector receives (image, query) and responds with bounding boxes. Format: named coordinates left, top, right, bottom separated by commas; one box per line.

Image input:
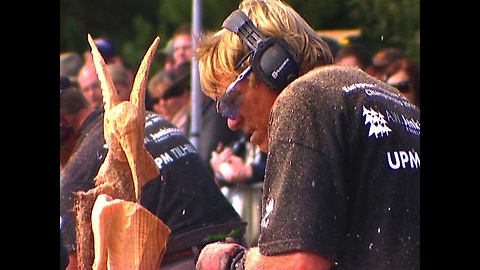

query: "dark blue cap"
left=95, top=38, right=116, bottom=58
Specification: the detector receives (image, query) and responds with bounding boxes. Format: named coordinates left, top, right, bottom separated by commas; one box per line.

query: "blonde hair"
left=196, top=0, right=333, bottom=99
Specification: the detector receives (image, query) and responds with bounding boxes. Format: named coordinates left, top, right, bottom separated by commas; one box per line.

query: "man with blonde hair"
left=194, top=0, right=420, bottom=269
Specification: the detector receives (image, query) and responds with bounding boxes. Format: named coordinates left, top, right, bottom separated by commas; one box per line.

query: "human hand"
left=221, top=155, right=252, bottom=184
left=210, top=144, right=235, bottom=170
left=195, top=241, right=245, bottom=270
left=210, top=146, right=237, bottom=186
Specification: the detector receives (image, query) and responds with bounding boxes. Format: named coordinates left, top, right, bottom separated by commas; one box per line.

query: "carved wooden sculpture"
left=75, top=34, right=171, bottom=270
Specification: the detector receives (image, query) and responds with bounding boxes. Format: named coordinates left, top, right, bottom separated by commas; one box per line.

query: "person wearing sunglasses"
left=194, top=0, right=420, bottom=269
left=148, top=61, right=192, bottom=134
left=386, top=58, right=420, bottom=108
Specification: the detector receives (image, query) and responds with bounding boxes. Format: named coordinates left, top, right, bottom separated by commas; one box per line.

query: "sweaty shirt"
left=259, top=65, right=420, bottom=269
left=60, top=111, right=244, bottom=254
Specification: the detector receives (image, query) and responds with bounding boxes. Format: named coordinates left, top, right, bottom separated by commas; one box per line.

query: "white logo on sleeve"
left=261, top=198, right=275, bottom=228
left=363, top=106, right=392, bottom=138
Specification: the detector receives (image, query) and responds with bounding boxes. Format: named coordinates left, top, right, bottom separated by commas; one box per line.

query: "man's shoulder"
left=300, top=65, right=369, bottom=84
left=279, top=65, right=351, bottom=102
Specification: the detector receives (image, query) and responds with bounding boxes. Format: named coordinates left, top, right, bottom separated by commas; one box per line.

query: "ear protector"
left=222, top=9, right=299, bottom=92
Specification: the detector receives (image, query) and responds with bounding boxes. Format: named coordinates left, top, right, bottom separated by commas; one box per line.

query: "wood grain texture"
left=75, top=35, right=170, bottom=270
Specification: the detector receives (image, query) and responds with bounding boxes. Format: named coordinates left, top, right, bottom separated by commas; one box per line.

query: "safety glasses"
left=216, top=66, right=252, bottom=120
left=389, top=81, right=410, bottom=93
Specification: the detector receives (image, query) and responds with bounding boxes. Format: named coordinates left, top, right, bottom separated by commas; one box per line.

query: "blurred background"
left=60, top=0, right=420, bottom=77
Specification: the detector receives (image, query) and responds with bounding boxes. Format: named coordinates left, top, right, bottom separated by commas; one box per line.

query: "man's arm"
left=195, top=242, right=332, bottom=270
left=245, top=247, right=331, bottom=270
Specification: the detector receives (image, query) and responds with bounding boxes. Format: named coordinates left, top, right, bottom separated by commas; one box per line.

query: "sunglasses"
left=216, top=66, right=253, bottom=120
left=150, top=93, right=178, bottom=104
left=389, top=81, right=410, bottom=93
left=150, top=96, right=161, bottom=104
left=150, top=85, right=184, bottom=104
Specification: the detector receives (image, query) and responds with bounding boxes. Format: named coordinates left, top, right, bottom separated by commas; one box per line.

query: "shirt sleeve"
left=59, top=123, right=106, bottom=252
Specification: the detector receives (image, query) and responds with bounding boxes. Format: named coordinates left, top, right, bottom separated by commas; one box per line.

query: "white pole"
left=190, top=0, right=202, bottom=149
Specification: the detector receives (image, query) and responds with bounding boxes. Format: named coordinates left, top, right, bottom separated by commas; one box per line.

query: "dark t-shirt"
left=258, top=65, right=420, bottom=269
left=60, top=111, right=243, bottom=254
left=60, top=228, right=69, bottom=269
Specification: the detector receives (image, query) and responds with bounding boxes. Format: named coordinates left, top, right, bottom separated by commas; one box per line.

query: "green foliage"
left=201, top=0, right=239, bottom=30
left=287, top=0, right=344, bottom=29
left=122, top=16, right=159, bottom=72
left=346, top=0, right=420, bottom=66
left=60, top=0, right=419, bottom=70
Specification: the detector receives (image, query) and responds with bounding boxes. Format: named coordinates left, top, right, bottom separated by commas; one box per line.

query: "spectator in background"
left=148, top=61, right=192, bottom=134
left=210, top=133, right=267, bottom=247
left=83, top=38, right=122, bottom=66
left=60, top=52, right=84, bottom=87
left=158, top=38, right=175, bottom=72
left=319, top=36, right=340, bottom=58
left=78, top=39, right=122, bottom=111
left=77, top=63, right=104, bottom=111
left=59, top=75, right=91, bottom=170
left=148, top=24, right=193, bottom=81
left=335, top=40, right=374, bottom=75
left=148, top=25, right=192, bottom=117
left=77, top=62, right=134, bottom=112
left=171, top=24, right=193, bottom=69
left=106, top=62, right=134, bottom=102
left=371, top=47, right=405, bottom=81
left=386, top=58, right=420, bottom=108
left=370, top=47, right=420, bottom=108
left=147, top=69, right=175, bottom=114
left=82, top=37, right=156, bottom=110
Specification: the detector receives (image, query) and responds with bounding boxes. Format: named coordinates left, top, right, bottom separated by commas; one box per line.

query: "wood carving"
left=74, top=34, right=171, bottom=270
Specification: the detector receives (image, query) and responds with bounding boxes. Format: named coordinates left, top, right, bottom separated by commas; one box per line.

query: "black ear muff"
left=222, top=9, right=299, bottom=92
